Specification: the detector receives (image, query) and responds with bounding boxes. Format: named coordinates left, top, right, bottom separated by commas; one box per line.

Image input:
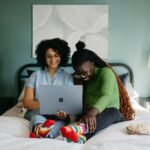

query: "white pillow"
left=125, top=79, right=139, bottom=100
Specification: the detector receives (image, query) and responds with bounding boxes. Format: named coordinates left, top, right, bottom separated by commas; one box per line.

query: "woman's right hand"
left=56, top=110, right=67, bottom=120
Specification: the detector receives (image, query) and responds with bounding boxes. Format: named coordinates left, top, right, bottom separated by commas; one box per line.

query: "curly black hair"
left=72, top=41, right=107, bottom=70
left=35, top=38, right=71, bottom=69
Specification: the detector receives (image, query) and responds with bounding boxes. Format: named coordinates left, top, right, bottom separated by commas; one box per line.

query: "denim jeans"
left=82, top=107, right=125, bottom=140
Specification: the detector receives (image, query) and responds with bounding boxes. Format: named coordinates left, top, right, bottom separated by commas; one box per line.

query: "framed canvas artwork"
left=32, top=5, right=108, bottom=59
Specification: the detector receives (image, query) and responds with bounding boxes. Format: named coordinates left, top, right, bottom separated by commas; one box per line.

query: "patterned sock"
left=34, top=119, right=55, bottom=138
left=64, top=134, right=87, bottom=144
left=29, top=132, right=37, bottom=138
left=60, top=123, right=88, bottom=143
left=78, top=134, right=87, bottom=144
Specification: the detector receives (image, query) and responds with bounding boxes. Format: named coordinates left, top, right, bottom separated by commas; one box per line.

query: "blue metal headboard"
left=17, top=63, right=134, bottom=95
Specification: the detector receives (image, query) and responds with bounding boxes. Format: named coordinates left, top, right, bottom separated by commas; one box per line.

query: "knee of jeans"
left=109, top=108, right=121, bottom=117
left=110, top=108, right=125, bottom=121
left=50, top=121, right=66, bottom=138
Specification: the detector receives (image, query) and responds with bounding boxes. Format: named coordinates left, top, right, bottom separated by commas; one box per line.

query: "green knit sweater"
left=84, top=67, right=120, bottom=112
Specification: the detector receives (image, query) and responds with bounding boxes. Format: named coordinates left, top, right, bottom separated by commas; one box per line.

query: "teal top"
left=24, top=67, right=73, bottom=121
left=84, top=67, right=120, bottom=112
left=25, top=67, right=73, bottom=101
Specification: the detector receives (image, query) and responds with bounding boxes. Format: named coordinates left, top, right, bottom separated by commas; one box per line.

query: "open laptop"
left=39, top=85, right=83, bottom=115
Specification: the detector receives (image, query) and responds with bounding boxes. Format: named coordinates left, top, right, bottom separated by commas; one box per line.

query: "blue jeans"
left=30, top=115, right=69, bottom=138
left=78, top=107, right=125, bottom=140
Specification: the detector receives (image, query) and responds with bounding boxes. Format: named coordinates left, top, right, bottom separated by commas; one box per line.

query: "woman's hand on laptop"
left=56, top=110, right=67, bottom=120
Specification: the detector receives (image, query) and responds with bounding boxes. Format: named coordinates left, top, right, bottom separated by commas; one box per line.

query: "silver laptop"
left=39, top=85, right=83, bottom=115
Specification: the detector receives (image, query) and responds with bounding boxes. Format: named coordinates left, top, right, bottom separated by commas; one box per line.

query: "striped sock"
left=71, top=123, right=89, bottom=134
left=60, top=123, right=88, bottom=143
left=63, top=134, right=87, bottom=144
left=78, top=134, right=87, bottom=144
left=34, top=119, right=55, bottom=138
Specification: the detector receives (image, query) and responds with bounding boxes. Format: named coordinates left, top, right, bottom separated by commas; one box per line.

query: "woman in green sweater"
left=60, top=41, right=134, bottom=144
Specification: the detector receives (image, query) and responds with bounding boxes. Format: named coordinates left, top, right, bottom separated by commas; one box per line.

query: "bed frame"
left=17, top=63, right=134, bottom=95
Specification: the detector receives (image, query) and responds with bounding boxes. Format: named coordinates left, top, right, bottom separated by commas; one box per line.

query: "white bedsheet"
left=1, top=101, right=150, bottom=150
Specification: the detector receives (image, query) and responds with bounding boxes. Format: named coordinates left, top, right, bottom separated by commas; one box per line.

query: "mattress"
left=1, top=98, right=150, bottom=150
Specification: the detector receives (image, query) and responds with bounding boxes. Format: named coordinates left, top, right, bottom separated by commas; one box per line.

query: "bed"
left=1, top=62, right=150, bottom=150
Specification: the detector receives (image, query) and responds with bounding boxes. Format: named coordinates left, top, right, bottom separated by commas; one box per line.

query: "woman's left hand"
left=56, top=110, right=67, bottom=120
left=79, top=108, right=99, bottom=133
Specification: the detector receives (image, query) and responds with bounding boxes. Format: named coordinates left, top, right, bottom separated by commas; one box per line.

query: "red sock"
left=34, top=119, right=55, bottom=138
left=60, top=123, right=88, bottom=143
left=60, top=126, right=78, bottom=142
left=29, top=132, right=37, bottom=138
left=43, top=119, right=55, bottom=127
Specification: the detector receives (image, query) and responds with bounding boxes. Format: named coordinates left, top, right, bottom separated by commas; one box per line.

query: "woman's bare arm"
left=23, top=87, right=39, bottom=110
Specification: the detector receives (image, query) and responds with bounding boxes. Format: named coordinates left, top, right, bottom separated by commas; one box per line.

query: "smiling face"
left=74, top=61, right=95, bottom=81
left=45, top=48, right=61, bottom=70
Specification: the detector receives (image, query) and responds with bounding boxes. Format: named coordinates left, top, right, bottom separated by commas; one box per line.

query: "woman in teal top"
left=23, top=38, right=73, bottom=139
left=60, top=41, right=134, bottom=144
